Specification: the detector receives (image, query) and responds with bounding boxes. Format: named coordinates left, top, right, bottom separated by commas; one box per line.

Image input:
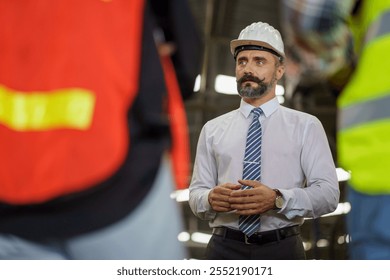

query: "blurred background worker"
left=281, top=0, right=390, bottom=259
left=0, top=0, right=201, bottom=259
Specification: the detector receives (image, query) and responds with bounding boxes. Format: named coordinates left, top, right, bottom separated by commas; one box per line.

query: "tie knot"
left=251, top=108, right=262, bottom=118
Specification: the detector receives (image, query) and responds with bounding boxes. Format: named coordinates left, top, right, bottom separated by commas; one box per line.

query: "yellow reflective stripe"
left=0, top=85, right=95, bottom=131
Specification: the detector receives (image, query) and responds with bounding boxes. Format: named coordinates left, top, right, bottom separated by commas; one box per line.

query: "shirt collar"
left=239, top=97, right=279, bottom=118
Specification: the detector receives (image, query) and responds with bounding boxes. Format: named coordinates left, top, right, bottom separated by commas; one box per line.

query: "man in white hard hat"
left=189, top=22, right=340, bottom=259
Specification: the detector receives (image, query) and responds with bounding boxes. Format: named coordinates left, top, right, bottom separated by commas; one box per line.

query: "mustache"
left=237, top=74, right=265, bottom=84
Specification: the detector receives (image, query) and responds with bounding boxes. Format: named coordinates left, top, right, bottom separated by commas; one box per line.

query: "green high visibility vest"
left=338, top=0, right=390, bottom=194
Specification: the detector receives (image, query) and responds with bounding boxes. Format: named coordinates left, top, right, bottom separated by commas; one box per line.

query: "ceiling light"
left=214, top=75, right=237, bottom=95
left=193, top=75, right=201, bottom=92
left=177, top=231, right=191, bottom=242
left=191, top=232, right=212, bottom=244
left=170, top=189, right=189, bottom=202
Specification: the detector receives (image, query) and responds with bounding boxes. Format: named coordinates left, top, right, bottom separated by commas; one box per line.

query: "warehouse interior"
left=173, top=0, right=351, bottom=259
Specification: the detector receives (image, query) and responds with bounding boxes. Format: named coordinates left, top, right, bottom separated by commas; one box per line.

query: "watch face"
left=275, top=196, right=284, bottom=208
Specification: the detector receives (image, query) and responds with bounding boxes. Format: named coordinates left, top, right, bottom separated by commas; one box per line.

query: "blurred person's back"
left=0, top=0, right=201, bottom=259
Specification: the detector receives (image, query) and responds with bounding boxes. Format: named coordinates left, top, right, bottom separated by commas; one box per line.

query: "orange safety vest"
left=0, top=0, right=145, bottom=204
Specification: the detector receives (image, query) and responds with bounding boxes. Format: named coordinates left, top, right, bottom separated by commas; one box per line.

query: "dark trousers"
left=206, top=231, right=306, bottom=260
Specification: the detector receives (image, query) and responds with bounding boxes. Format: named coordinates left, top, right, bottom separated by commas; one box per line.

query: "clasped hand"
left=208, top=179, right=276, bottom=215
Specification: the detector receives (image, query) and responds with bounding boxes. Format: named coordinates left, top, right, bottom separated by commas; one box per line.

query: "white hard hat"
left=230, top=22, right=285, bottom=59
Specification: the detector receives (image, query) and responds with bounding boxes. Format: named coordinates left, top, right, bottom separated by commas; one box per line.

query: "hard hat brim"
left=230, top=39, right=285, bottom=58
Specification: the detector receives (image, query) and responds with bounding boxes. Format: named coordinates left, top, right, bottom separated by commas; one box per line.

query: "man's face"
left=235, top=50, right=284, bottom=99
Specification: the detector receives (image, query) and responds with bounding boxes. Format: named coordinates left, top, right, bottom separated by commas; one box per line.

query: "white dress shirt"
left=189, top=97, right=339, bottom=232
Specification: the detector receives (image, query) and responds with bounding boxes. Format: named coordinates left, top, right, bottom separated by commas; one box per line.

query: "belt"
left=212, top=225, right=300, bottom=245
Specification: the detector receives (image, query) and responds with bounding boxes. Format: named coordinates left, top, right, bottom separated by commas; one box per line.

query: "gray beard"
left=238, top=82, right=270, bottom=98
left=237, top=74, right=276, bottom=98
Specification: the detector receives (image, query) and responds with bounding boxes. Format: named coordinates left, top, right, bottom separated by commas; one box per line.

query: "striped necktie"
left=238, top=107, right=263, bottom=237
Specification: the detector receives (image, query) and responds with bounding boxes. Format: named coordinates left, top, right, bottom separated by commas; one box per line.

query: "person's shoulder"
left=204, top=109, right=239, bottom=127
left=278, top=106, right=323, bottom=129
left=279, top=105, right=319, bottom=121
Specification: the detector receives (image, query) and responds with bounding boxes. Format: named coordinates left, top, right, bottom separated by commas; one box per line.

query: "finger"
left=213, top=206, right=233, bottom=212
left=212, top=200, right=231, bottom=209
left=238, top=179, right=260, bottom=188
left=229, top=195, right=251, bottom=203
left=230, top=202, right=259, bottom=210
left=229, top=195, right=261, bottom=204
left=214, top=187, right=235, bottom=196
left=210, top=188, right=227, bottom=196
left=211, top=199, right=233, bottom=212
left=230, top=189, right=249, bottom=197
left=225, top=184, right=242, bottom=190
left=230, top=188, right=259, bottom=197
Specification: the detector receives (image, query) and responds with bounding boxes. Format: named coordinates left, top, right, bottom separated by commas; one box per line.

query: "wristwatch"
left=273, top=189, right=284, bottom=209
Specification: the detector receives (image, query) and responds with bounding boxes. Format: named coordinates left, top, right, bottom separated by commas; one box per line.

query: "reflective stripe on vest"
left=0, top=84, right=95, bottom=131
left=365, top=9, right=390, bottom=44
left=339, top=93, right=390, bottom=130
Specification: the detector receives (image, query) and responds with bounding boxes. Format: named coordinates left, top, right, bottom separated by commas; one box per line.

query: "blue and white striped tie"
left=239, top=107, right=263, bottom=237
